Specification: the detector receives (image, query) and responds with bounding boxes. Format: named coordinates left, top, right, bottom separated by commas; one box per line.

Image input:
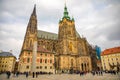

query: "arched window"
left=29, top=39, right=32, bottom=47
left=81, top=63, right=83, bottom=71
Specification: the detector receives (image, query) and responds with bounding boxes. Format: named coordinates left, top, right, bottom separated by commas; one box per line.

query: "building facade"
left=101, top=46, right=120, bottom=71
left=18, top=5, right=97, bottom=73
left=18, top=46, right=55, bottom=73
left=0, top=51, right=16, bottom=72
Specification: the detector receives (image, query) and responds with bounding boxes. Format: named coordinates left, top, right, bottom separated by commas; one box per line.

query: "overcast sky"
left=0, top=0, right=120, bottom=59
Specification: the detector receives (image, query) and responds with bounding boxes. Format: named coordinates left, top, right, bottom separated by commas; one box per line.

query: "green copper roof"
left=37, top=30, right=58, bottom=40
left=63, top=4, right=70, bottom=20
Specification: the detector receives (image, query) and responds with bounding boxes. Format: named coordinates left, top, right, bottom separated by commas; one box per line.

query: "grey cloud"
left=0, top=0, right=120, bottom=59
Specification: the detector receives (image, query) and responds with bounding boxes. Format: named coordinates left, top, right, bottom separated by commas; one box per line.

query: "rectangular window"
left=45, top=66, right=47, bottom=69
left=26, top=66, right=29, bottom=69
left=27, top=58, right=30, bottom=63
left=50, top=59, right=52, bottom=63
left=45, top=59, right=47, bottom=63
left=40, top=66, right=42, bottom=69
left=50, top=66, right=52, bottom=69
left=40, top=59, right=42, bottom=63
left=36, top=66, right=39, bottom=69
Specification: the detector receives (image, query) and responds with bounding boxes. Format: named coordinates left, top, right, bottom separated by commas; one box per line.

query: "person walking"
left=16, top=71, right=19, bottom=77
left=32, top=72, right=35, bottom=78
left=6, top=71, right=11, bottom=79
left=36, top=72, right=38, bottom=78
left=26, top=72, right=29, bottom=78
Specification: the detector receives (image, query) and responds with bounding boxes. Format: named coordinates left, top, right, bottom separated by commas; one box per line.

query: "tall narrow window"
left=50, top=59, right=52, bottom=63
left=40, top=59, right=42, bottom=63
left=29, top=40, right=32, bottom=47
left=45, top=59, right=47, bottom=63
left=40, top=66, right=42, bottom=69
left=27, top=58, right=30, bottom=63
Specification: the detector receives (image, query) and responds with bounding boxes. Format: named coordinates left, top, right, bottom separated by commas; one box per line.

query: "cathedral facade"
left=18, top=5, right=93, bottom=73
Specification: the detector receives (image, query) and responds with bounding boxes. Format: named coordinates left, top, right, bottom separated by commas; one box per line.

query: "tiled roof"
left=37, top=46, right=51, bottom=53
left=0, top=52, right=15, bottom=57
left=24, top=45, right=52, bottom=53
left=101, top=46, right=120, bottom=56
left=37, top=30, right=81, bottom=40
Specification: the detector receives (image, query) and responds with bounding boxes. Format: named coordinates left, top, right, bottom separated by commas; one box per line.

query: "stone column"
left=31, top=41, right=37, bottom=73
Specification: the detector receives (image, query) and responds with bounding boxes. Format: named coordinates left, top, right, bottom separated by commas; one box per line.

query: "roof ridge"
left=37, top=30, right=58, bottom=35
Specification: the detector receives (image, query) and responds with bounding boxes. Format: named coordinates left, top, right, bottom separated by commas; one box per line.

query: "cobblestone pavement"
left=0, top=73, right=120, bottom=80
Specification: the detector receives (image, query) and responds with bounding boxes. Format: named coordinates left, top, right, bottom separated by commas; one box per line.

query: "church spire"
left=31, top=4, right=36, bottom=16
left=63, top=3, right=70, bottom=20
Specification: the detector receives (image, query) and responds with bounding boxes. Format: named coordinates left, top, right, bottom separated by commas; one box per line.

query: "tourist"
left=16, top=71, right=19, bottom=77
left=6, top=71, right=11, bottom=79
left=36, top=72, right=38, bottom=78
left=32, top=72, right=35, bottom=78
left=26, top=72, right=29, bottom=78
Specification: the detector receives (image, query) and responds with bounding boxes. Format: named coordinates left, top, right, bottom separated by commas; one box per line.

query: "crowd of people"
left=4, top=71, right=53, bottom=79
left=0, top=70, right=119, bottom=79
left=91, top=71, right=103, bottom=76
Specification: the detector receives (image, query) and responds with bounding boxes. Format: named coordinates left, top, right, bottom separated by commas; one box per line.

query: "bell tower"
left=58, top=4, right=78, bottom=55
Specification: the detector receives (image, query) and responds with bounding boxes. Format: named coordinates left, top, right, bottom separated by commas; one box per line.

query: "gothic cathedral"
left=18, top=5, right=94, bottom=73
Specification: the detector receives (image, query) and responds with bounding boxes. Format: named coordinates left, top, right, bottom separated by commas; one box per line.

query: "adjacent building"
left=18, top=46, right=55, bottom=73
left=18, top=4, right=97, bottom=73
left=0, top=51, right=16, bottom=72
left=101, top=46, right=120, bottom=71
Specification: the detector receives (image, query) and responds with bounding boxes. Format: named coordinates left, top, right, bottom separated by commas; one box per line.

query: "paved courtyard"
left=0, top=73, right=120, bottom=80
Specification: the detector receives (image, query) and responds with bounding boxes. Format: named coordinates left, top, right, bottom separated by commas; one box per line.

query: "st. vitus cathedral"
left=18, top=4, right=98, bottom=73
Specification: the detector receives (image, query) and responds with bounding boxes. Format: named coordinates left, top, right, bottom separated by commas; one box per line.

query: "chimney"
left=10, top=50, right=12, bottom=53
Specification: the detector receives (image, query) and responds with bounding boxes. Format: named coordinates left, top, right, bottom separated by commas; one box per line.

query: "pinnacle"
left=32, top=4, right=36, bottom=16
